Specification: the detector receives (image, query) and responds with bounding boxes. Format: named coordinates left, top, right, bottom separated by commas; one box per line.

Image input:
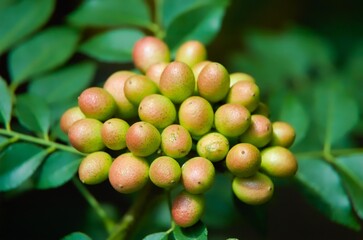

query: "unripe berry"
left=226, top=143, right=261, bottom=177
left=182, top=157, right=215, bottom=194
left=197, top=62, right=230, bottom=103
left=101, top=118, right=130, bottom=150
left=132, top=36, right=170, bottom=72
left=270, top=121, right=296, bottom=148
left=214, top=103, right=251, bottom=138
left=239, top=114, right=272, bottom=148
left=260, top=146, right=298, bottom=177
left=226, top=80, right=260, bottom=112
left=232, top=172, right=274, bottom=205
left=60, top=106, right=85, bottom=134
left=109, top=153, right=149, bottom=194
left=172, top=191, right=205, bottom=228
left=229, top=72, right=255, bottom=86
left=124, top=75, right=158, bottom=105
left=159, top=61, right=195, bottom=104
left=149, top=156, right=181, bottom=188
left=138, top=94, right=177, bottom=129
left=145, top=62, right=168, bottom=87
left=196, top=132, right=229, bottom=162
left=192, top=60, right=211, bottom=80
left=78, top=87, right=116, bottom=121
left=103, top=71, right=138, bottom=119
left=178, top=96, right=214, bottom=138
left=126, top=121, right=161, bottom=157
left=68, top=118, right=105, bottom=153
left=161, top=124, right=192, bottom=159
left=78, top=151, right=113, bottom=184
left=175, top=40, right=207, bottom=67
left=253, top=102, right=270, bottom=117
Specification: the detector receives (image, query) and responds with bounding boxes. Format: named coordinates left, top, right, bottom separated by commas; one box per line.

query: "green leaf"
left=313, top=80, right=359, bottom=146
left=160, top=0, right=228, bottom=28
left=79, top=29, right=145, bottom=63
left=0, top=0, right=55, bottom=54
left=204, top=173, right=236, bottom=228
left=14, top=93, right=50, bottom=135
left=0, top=77, right=12, bottom=125
left=0, top=142, right=47, bottom=191
left=279, top=94, right=309, bottom=146
left=67, top=0, right=152, bottom=28
left=164, top=1, right=229, bottom=50
left=173, top=221, right=208, bottom=240
left=143, top=232, right=168, bottom=240
left=8, top=26, right=80, bottom=85
left=335, top=154, right=363, bottom=220
left=61, top=232, right=92, bottom=240
left=296, top=158, right=360, bottom=230
left=36, top=151, right=82, bottom=189
left=28, top=61, right=96, bottom=104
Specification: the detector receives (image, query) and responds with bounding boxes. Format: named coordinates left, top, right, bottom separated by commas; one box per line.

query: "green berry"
left=226, top=80, right=260, bottom=112
left=196, top=132, right=229, bottom=162
left=103, top=71, right=138, bottom=119
left=270, top=121, right=296, bottom=148
left=178, top=96, right=214, bottom=138
left=161, top=124, right=192, bottom=159
left=260, top=146, right=298, bottom=177
left=78, top=151, right=113, bottom=184
left=149, top=156, right=181, bottom=188
left=159, top=61, right=195, bottom=104
left=214, top=103, right=251, bottom=138
left=232, top=172, right=274, bottom=205
left=101, top=118, right=130, bottom=150
left=124, top=74, right=158, bottom=105
left=239, top=114, right=272, bottom=148
left=68, top=118, right=105, bottom=153
left=60, top=106, right=85, bottom=134
left=175, top=40, right=207, bottom=67
left=138, top=94, right=177, bottom=129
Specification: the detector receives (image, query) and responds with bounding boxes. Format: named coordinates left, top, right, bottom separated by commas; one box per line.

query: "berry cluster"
left=60, top=36, right=297, bottom=228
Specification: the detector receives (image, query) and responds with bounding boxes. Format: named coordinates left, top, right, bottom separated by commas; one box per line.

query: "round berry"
left=101, top=118, right=130, bottom=150
left=126, top=121, right=161, bottom=157
left=132, top=36, right=170, bottom=72
left=226, top=143, right=261, bottom=177
left=78, top=151, right=113, bottom=184
left=78, top=87, right=116, bottom=121
left=109, top=153, right=149, bottom=194
left=214, top=103, right=251, bottom=138
left=182, top=157, right=215, bottom=194
left=196, top=132, right=229, bottom=162
left=60, top=106, right=85, bottom=134
left=260, top=146, right=298, bottom=177
left=149, top=156, right=181, bottom=189
left=172, top=191, right=205, bottom=228
left=232, top=172, right=274, bottom=205
left=68, top=118, right=105, bottom=153
left=103, top=71, right=138, bottom=119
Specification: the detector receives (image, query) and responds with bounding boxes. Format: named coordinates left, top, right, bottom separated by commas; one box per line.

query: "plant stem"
left=72, top=178, right=115, bottom=233
left=107, top=183, right=157, bottom=240
left=0, top=128, right=84, bottom=155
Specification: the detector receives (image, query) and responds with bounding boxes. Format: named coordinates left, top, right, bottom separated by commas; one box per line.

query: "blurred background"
left=1, top=0, right=363, bottom=239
